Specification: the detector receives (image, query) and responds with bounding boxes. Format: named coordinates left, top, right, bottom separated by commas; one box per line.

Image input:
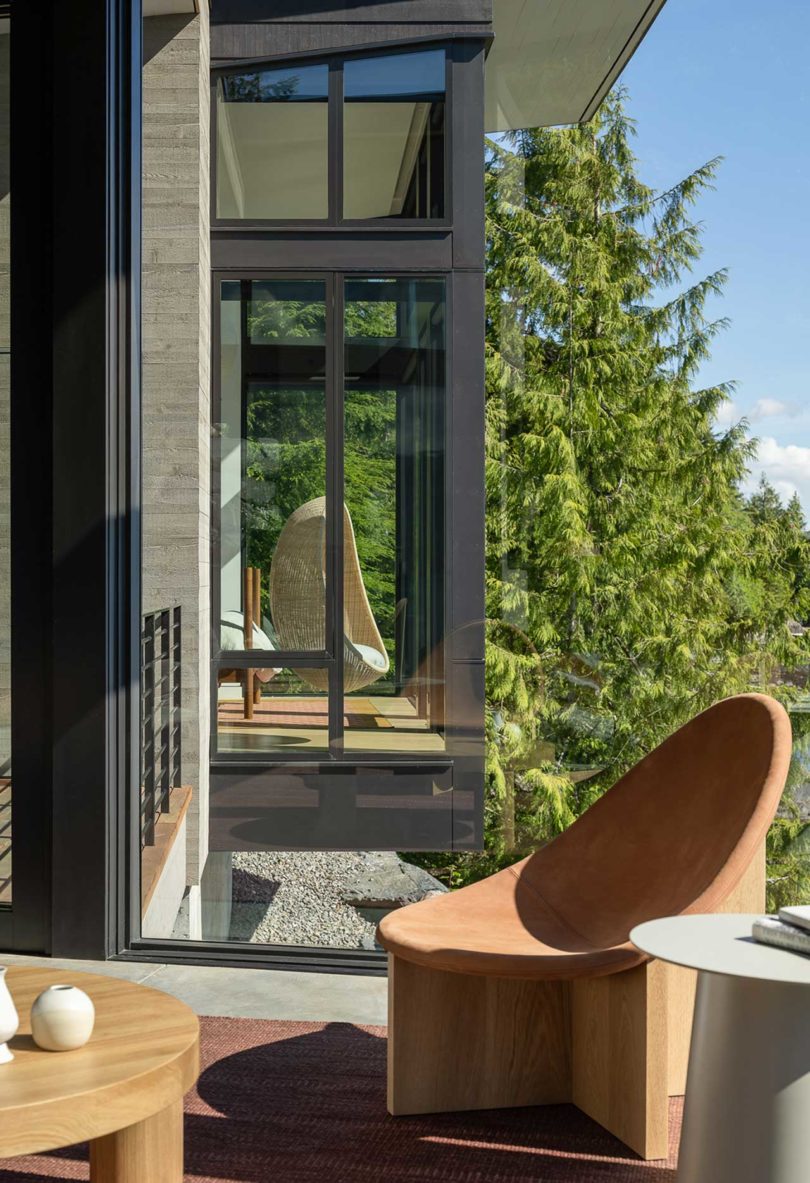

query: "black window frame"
left=0, top=2, right=486, bottom=972
left=210, top=268, right=452, bottom=766
left=210, top=42, right=453, bottom=232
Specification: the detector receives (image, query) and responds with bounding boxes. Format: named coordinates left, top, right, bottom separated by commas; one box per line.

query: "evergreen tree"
left=416, top=89, right=810, bottom=896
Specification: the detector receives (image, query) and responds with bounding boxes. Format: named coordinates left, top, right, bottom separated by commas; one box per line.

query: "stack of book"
left=752, top=905, right=810, bottom=955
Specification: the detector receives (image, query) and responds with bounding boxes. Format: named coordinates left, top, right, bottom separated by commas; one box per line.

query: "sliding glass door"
left=0, top=10, right=9, bottom=925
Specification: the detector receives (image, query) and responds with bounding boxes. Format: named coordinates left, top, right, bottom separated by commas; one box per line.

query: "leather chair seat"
left=379, top=694, right=792, bottom=982
left=379, top=858, right=642, bottom=979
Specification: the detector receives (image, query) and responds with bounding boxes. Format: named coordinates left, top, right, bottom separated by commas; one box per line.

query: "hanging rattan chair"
left=269, top=496, right=390, bottom=694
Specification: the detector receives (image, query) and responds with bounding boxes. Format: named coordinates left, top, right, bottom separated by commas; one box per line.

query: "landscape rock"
left=340, top=851, right=448, bottom=909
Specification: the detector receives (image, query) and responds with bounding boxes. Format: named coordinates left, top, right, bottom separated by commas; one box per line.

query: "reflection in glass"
left=217, top=666, right=329, bottom=754
left=344, top=278, right=446, bottom=752
left=217, top=280, right=327, bottom=660
left=344, top=50, right=445, bottom=220
left=216, top=64, right=329, bottom=220
left=0, top=13, right=10, bottom=906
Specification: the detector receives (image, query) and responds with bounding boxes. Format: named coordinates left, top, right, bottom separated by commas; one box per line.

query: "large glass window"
left=213, top=274, right=446, bottom=757
left=213, top=48, right=446, bottom=224
left=217, top=278, right=328, bottom=671
left=343, top=50, right=445, bottom=220
left=343, top=278, right=446, bottom=750
left=0, top=13, right=10, bottom=908
left=215, top=64, right=329, bottom=220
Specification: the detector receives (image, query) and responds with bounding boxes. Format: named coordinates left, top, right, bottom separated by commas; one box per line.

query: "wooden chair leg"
left=572, top=959, right=669, bottom=1160
left=387, top=953, right=571, bottom=1116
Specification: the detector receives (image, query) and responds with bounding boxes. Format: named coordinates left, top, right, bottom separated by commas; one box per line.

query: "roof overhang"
left=143, top=0, right=204, bottom=15
left=485, top=0, right=667, bottom=132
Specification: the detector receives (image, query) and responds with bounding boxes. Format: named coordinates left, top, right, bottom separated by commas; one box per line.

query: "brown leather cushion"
left=378, top=694, right=791, bottom=979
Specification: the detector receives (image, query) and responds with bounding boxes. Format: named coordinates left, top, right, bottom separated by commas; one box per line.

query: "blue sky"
left=620, top=0, right=810, bottom=512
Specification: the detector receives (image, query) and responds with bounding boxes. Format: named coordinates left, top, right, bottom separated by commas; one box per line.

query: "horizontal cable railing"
left=141, top=605, right=181, bottom=847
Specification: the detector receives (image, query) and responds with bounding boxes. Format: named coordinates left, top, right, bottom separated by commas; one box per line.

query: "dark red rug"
left=0, top=1017, right=679, bottom=1181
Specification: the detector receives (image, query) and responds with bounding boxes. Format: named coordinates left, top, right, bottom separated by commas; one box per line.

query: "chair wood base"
left=388, top=954, right=668, bottom=1158
left=89, top=1100, right=183, bottom=1183
left=572, top=960, right=669, bottom=1159
left=387, top=956, right=572, bottom=1116
left=386, top=847, right=766, bottom=1160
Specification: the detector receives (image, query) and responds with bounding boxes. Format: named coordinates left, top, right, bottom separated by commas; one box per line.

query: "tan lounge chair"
left=378, top=693, right=791, bottom=1159
left=269, top=496, right=390, bottom=693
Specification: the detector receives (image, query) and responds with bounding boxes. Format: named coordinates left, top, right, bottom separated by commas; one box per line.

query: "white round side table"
left=631, top=914, right=810, bottom=1183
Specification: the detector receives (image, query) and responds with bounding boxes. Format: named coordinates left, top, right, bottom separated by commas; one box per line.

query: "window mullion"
left=328, top=59, right=343, bottom=226
left=327, top=274, right=345, bottom=755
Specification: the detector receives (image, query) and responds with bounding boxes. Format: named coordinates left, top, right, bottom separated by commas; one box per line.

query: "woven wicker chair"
left=269, top=496, right=390, bottom=693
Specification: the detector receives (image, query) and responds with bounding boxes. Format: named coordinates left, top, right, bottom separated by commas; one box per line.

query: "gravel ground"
left=230, top=851, right=382, bottom=949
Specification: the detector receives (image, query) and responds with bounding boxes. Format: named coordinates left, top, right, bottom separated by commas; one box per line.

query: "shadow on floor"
left=0, top=1019, right=678, bottom=1183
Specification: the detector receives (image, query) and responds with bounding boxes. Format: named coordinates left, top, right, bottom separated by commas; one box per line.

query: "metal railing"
left=141, top=606, right=181, bottom=847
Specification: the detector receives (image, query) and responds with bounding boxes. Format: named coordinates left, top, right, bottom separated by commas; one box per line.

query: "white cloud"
left=750, top=397, right=801, bottom=420
left=713, top=398, right=740, bottom=427
left=743, top=436, right=810, bottom=513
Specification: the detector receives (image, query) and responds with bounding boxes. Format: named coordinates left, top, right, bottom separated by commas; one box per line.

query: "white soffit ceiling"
left=143, top=0, right=202, bottom=15
left=485, top=0, right=667, bottom=132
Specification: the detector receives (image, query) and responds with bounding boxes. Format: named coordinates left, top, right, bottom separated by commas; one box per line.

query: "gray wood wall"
left=142, top=9, right=211, bottom=907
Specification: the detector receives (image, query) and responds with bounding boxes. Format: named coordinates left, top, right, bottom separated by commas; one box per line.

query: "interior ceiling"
left=219, top=104, right=329, bottom=219
left=344, top=103, right=423, bottom=220
left=486, top=0, right=667, bottom=132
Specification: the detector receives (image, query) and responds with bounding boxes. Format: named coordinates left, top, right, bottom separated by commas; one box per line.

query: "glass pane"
left=218, top=280, right=327, bottom=654
left=0, top=12, right=10, bottom=907
left=343, top=50, right=445, bottom=220
left=343, top=278, right=446, bottom=753
left=217, top=666, right=329, bottom=754
left=216, top=64, right=329, bottom=220
left=140, top=14, right=465, bottom=955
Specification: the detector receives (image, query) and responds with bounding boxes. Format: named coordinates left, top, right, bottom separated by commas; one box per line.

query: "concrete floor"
left=1, top=953, right=388, bottom=1026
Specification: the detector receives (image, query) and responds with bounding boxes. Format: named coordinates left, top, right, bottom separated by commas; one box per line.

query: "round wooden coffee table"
left=0, top=966, right=199, bottom=1182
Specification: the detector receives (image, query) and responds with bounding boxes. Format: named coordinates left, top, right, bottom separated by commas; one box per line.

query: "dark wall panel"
left=450, top=41, right=486, bottom=270
left=211, top=0, right=492, bottom=60
left=449, top=270, right=486, bottom=659
left=210, top=764, right=455, bottom=851
left=213, top=22, right=490, bottom=60
left=212, top=232, right=453, bottom=272
left=212, top=1, right=491, bottom=24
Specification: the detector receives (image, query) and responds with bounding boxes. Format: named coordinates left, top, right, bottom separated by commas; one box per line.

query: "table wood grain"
left=0, top=966, right=199, bottom=1174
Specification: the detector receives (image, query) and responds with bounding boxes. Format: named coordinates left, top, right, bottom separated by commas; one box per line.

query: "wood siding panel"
left=142, top=11, right=211, bottom=890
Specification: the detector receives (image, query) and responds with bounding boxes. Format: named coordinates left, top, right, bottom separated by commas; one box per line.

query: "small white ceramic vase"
left=0, top=966, right=19, bottom=1064
left=31, top=984, right=95, bottom=1052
